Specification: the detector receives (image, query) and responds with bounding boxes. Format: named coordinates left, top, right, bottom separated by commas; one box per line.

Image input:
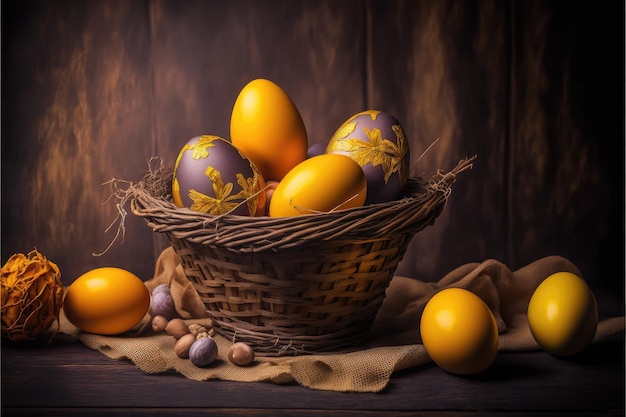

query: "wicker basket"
left=130, top=156, right=475, bottom=355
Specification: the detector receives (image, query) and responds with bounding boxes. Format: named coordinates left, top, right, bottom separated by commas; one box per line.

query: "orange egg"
left=63, top=267, right=150, bottom=335
left=420, top=288, right=499, bottom=375
left=230, top=78, right=308, bottom=182
left=269, top=153, right=367, bottom=217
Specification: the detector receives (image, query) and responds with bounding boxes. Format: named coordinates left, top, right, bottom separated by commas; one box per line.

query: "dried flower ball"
left=1, top=249, right=64, bottom=341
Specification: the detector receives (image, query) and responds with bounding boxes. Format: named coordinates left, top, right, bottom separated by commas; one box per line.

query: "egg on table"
left=172, top=135, right=266, bottom=216
left=420, top=287, right=499, bottom=375
left=230, top=78, right=308, bottom=182
left=527, top=271, right=598, bottom=356
left=63, top=267, right=150, bottom=335
left=326, top=110, right=410, bottom=205
left=269, top=153, right=367, bottom=217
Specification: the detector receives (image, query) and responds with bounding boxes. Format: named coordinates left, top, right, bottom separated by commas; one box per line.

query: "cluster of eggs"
left=171, top=78, right=411, bottom=217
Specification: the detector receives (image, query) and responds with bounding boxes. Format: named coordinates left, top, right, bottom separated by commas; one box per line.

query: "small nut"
left=189, top=337, right=218, bottom=367
left=195, top=328, right=215, bottom=340
left=151, top=283, right=170, bottom=296
left=165, top=318, right=190, bottom=339
left=188, top=323, right=207, bottom=337
left=227, top=342, right=255, bottom=366
left=150, top=289, right=177, bottom=320
left=151, top=315, right=168, bottom=333
left=174, top=333, right=196, bottom=358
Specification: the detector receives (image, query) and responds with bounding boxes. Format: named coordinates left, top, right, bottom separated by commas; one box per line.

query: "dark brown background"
left=2, top=1, right=624, bottom=307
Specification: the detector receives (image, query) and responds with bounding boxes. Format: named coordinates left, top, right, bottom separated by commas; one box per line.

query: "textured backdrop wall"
left=2, top=1, right=623, bottom=307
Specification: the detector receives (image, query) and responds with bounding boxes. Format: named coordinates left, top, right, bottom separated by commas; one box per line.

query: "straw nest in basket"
left=126, top=155, right=475, bottom=356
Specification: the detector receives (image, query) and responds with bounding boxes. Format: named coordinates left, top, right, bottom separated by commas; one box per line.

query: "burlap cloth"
left=59, top=247, right=624, bottom=392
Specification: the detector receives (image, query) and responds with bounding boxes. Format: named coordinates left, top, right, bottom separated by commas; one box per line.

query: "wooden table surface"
left=2, top=331, right=624, bottom=417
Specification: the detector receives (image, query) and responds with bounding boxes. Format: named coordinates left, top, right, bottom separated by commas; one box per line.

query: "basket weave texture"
left=130, top=156, right=475, bottom=355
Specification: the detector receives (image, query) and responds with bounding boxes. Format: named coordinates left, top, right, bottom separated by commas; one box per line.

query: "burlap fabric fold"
left=59, top=247, right=624, bottom=392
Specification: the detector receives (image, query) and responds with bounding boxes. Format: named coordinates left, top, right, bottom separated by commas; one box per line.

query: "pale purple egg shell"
left=327, top=112, right=410, bottom=205
left=307, top=142, right=327, bottom=158
left=174, top=136, right=258, bottom=216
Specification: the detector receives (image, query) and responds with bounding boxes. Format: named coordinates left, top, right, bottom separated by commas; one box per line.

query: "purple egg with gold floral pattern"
left=172, top=135, right=266, bottom=216
left=325, top=110, right=410, bottom=204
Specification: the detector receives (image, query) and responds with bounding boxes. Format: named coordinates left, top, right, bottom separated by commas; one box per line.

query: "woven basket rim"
left=129, top=156, right=476, bottom=252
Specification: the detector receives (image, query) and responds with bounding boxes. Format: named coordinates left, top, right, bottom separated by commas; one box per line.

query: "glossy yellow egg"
left=269, top=153, right=367, bottom=217
left=63, top=267, right=150, bottom=335
left=230, top=78, right=308, bottom=182
left=420, top=288, right=499, bottom=375
left=527, top=271, right=598, bottom=356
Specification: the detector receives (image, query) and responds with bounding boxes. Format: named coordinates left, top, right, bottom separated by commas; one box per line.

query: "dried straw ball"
left=1, top=249, right=64, bottom=341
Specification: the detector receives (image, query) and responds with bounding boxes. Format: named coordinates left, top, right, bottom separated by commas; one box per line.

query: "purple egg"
left=172, top=135, right=266, bottom=216
left=326, top=110, right=410, bottom=204
left=307, top=142, right=327, bottom=158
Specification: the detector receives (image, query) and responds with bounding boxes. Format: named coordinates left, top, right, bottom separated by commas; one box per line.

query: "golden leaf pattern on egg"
left=189, top=165, right=258, bottom=216
left=189, top=166, right=236, bottom=214
left=329, top=126, right=407, bottom=184
left=172, top=177, right=183, bottom=207
left=189, top=135, right=220, bottom=159
left=172, top=135, right=222, bottom=198
left=174, top=135, right=219, bottom=171
left=328, top=121, right=357, bottom=148
left=328, top=112, right=381, bottom=148
left=238, top=168, right=262, bottom=216
left=358, top=109, right=381, bottom=120
left=391, top=124, right=409, bottom=185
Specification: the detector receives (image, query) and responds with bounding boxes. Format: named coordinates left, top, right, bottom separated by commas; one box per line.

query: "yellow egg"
left=269, top=153, right=367, bottom=217
left=63, top=267, right=150, bottom=335
left=420, top=288, right=499, bottom=375
left=230, top=78, right=308, bottom=182
left=527, top=271, right=598, bottom=356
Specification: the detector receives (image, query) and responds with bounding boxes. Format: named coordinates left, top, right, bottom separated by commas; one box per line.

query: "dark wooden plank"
left=0, top=0, right=158, bottom=285
left=366, top=0, right=511, bottom=282
left=2, top=333, right=623, bottom=414
left=508, top=1, right=624, bottom=295
left=2, top=409, right=625, bottom=417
